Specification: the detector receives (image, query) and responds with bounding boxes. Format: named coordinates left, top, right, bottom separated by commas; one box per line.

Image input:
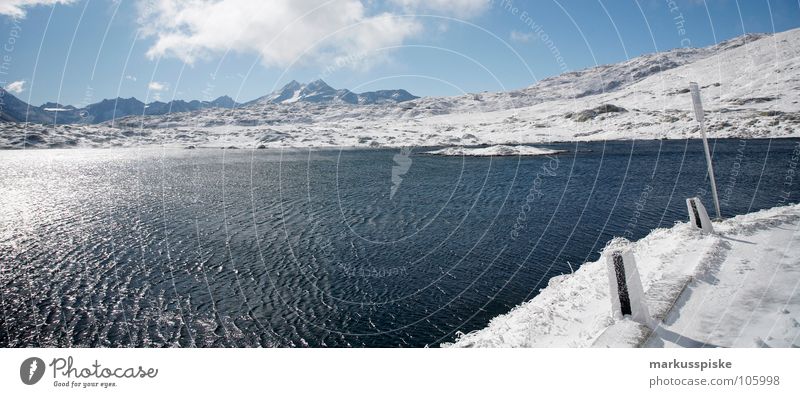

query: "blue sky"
left=1, top=0, right=799, bottom=106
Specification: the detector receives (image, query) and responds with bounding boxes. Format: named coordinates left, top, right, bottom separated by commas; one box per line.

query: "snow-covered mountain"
left=2, top=27, right=799, bottom=149
left=248, top=79, right=418, bottom=105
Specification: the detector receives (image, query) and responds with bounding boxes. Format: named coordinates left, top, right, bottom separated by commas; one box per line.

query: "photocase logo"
left=20, top=357, right=45, bottom=385
left=390, top=146, right=413, bottom=200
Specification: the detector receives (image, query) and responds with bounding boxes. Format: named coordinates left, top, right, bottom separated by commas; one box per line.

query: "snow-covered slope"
left=445, top=203, right=800, bottom=348
left=394, top=32, right=770, bottom=115
left=2, top=28, right=798, bottom=149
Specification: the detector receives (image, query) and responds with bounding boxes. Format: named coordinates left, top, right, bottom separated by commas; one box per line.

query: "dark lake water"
left=1, top=138, right=799, bottom=347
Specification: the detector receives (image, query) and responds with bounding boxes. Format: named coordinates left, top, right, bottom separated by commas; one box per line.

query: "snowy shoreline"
left=2, top=136, right=798, bottom=152
left=445, top=203, right=800, bottom=348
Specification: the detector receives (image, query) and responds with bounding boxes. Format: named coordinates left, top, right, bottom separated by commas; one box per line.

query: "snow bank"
left=423, top=145, right=565, bottom=157
left=445, top=203, right=800, bottom=348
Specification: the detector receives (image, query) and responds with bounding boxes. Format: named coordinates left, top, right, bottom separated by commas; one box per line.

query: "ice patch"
left=424, top=145, right=565, bottom=157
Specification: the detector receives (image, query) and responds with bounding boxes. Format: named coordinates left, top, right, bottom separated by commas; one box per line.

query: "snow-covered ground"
left=423, top=145, right=565, bottom=156
left=445, top=203, right=800, bottom=348
left=2, top=28, right=799, bottom=149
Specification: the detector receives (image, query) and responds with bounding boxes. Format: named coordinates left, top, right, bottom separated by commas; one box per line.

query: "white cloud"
left=390, top=0, right=490, bottom=18
left=148, top=81, right=168, bottom=91
left=125, top=75, right=137, bottom=81
left=509, top=30, right=534, bottom=43
left=0, top=0, right=75, bottom=18
left=4, top=80, right=25, bottom=94
left=137, top=0, right=424, bottom=68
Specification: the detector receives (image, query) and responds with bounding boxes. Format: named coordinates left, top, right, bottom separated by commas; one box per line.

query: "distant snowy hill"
left=2, top=27, right=799, bottom=149
left=78, top=95, right=241, bottom=124
left=0, top=94, right=241, bottom=125
left=247, top=79, right=417, bottom=106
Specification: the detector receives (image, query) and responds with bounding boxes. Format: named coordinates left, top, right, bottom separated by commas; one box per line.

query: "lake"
left=1, top=138, right=798, bottom=347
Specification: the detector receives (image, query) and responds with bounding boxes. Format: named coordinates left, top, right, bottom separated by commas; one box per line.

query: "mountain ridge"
left=245, top=79, right=418, bottom=106
left=0, top=79, right=418, bottom=125
left=0, top=92, right=241, bottom=124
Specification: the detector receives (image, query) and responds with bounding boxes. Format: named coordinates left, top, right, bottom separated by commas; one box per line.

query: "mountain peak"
left=281, top=80, right=302, bottom=90
left=303, top=79, right=336, bottom=94
left=209, top=95, right=238, bottom=108
left=39, top=102, right=75, bottom=110
left=307, top=78, right=331, bottom=88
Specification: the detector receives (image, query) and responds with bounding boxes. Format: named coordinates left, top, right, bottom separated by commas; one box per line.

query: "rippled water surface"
left=1, top=139, right=798, bottom=347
